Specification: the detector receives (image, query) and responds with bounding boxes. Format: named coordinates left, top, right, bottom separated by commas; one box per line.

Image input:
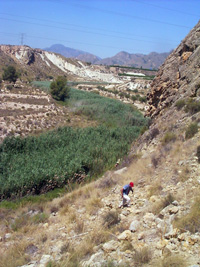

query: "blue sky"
left=0, top=0, right=199, bottom=58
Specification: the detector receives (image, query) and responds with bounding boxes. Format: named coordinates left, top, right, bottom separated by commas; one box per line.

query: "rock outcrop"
left=147, top=20, right=200, bottom=118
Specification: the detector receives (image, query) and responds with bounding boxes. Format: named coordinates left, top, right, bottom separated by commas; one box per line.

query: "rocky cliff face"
left=147, top=20, right=200, bottom=118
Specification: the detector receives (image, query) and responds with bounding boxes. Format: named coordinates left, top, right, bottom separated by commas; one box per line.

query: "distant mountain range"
left=44, top=44, right=171, bottom=69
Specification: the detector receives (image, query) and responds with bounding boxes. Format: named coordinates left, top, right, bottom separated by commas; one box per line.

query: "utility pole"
left=20, top=33, right=25, bottom=46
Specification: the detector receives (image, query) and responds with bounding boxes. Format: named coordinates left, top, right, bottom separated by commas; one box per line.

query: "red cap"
left=130, top=182, right=134, bottom=187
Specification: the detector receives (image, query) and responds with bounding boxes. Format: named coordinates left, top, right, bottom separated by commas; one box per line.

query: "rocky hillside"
left=0, top=21, right=200, bottom=267
left=0, top=45, right=121, bottom=83
left=146, top=21, right=200, bottom=118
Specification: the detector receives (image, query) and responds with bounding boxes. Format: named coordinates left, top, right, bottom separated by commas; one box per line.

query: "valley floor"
left=0, top=110, right=200, bottom=267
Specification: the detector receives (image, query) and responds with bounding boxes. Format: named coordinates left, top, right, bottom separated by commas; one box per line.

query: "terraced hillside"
left=0, top=81, right=96, bottom=142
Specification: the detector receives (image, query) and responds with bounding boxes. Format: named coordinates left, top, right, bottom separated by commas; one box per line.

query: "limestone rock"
left=82, top=251, right=105, bottom=267
left=102, top=240, right=119, bottom=252
left=169, top=206, right=179, bottom=214
left=5, top=233, right=12, bottom=240
left=129, top=220, right=140, bottom=232
left=117, top=230, right=132, bottom=241
left=39, top=255, right=53, bottom=267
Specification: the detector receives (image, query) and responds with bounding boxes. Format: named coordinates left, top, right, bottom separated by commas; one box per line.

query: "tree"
left=50, top=76, right=70, bottom=101
left=2, top=66, right=19, bottom=83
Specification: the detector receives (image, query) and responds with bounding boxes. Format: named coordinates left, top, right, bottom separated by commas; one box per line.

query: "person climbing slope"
left=119, top=182, right=134, bottom=208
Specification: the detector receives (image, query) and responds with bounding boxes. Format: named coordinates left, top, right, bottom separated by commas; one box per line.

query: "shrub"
left=131, top=95, right=137, bottom=101
left=133, top=247, right=152, bottom=266
left=152, top=193, right=175, bottom=215
left=138, top=96, right=147, bottom=103
left=179, top=166, right=190, bottom=182
left=102, top=210, right=120, bottom=228
left=140, top=126, right=148, bottom=135
left=174, top=196, right=200, bottom=233
left=162, top=132, right=176, bottom=144
left=196, top=145, right=200, bottom=163
left=162, top=193, right=175, bottom=208
left=31, top=212, right=48, bottom=224
left=184, top=98, right=200, bottom=114
left=50, top=76, right=70, bottom=101
left=160, top=254, right=187, bottom=267
left=146, top=127, right=159, bottom=142
left=148, top=182, right=162, bottom=197
left=6, top=85, right=13, bottom=90
left=11, top=214, right=29, bottom=231
left=151, top=155, right=160, bottom=168
left=185, top=122, right=198, bottom=139
left=2, top=65, right=19, bottom=83
left=98, top=175, right=114, bottom=189
left=175, top=99, right=186, bottom=110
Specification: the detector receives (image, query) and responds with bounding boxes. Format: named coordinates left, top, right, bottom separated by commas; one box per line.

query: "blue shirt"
left=123, top=184, right=133, bottom=195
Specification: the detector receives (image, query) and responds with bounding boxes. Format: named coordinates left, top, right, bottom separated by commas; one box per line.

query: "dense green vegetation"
left=67, top=88, right=147, bottom=127
left=109, top=65, right=158, bottom=71
left=2, top=65, right=19, bottom=83
left=50, top=76, right=70, bottom=101
left=0, top=81, right=148, bottom=200
left=118, top=73, right=155, bottom=80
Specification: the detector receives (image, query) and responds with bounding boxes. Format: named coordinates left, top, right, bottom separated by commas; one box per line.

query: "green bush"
left=175, top=99, right=186, bottom=110
left=184, top=98, right=200, bottom=114
left=138, top=96, right=147, bottom=103
left=185, top=122, right=198, bottom=139
left=50, top=76, right=70, bottom=101
left=2, top=65, right=19, bottom=83
left=162, top=132, right=176, bottom=144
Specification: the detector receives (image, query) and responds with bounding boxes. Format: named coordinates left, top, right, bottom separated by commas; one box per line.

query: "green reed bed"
left=0, top=82, right=148, bottom=200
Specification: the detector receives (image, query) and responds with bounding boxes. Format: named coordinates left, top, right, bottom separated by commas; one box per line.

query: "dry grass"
left=174, top=195, right=200, bottom=233
left=122, top=156, right=153, bottom=186
left=85, top=194, right=102, bottom=215
left=90, top=226, right=110, bottom=246
left=148, top=181, right=163, bottom=198
left=161, top=131, right=176, bottom=145
left=151, top=193, right=175, bottom=215
left=121, top=240, right=134, bottom=252
left=74, top=219, right=85, bottom=234
left=102, top=210, right=120, bottom=228
left=155, top=254, right=188, bottom=267
left=97, top=172, right=115, bottom=189
left=0, top=241, right=30, bottom=267
left=133, top=247, right=152, bottom=266
left=179, top=165, right=190, bottom=182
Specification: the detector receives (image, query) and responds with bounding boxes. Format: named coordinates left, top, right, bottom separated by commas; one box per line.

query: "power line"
left=131, top=0, right=200, bottom=17
left=72, top=3, right=191, bottom=29
left=0, top=31, right=173, bottom=55
left=0, top=17, right=178, bottom=46
left=0, top=12, right=180, bottom=43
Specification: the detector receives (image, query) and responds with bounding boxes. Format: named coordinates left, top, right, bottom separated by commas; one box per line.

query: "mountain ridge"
left=44, top=44, right=170, bottom=69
